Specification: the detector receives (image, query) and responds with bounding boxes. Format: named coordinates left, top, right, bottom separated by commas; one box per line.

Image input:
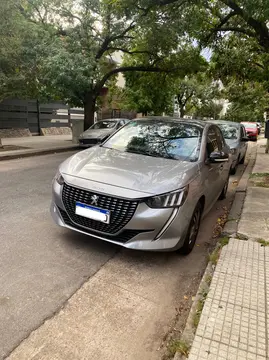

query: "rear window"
left=103, top=119, right=203, bottom=162
left=241, top=123, right=257, bottom=129
left=218, top=124, right=239, bottom=139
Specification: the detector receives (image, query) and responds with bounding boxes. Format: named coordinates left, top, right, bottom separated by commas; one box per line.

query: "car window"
left=206, top=127, right=220, bottom=156
left=91, top=121, right=116, bottom=129
left=218, top=124, right=239, bottom=140
left=103, top=119, right=203, bottom=162
left=240, top=125, right=246, bottom=139
left=215, top=127, right=226, bottom=148
left=241, top=122, right=257, bottom=129
left=120, top=120, right=125, bottom=126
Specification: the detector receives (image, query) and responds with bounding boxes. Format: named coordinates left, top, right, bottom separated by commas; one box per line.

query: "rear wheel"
left=239, top=154, right=245, bottom=164
left=219, top=176, right=229, bottom=200
left=230, top=164, right=237, bottom=175
left=180, top=202, right=202, bottom=255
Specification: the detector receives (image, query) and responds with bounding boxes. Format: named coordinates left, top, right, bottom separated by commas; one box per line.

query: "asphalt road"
left=0, top=146, right=253, bottom=359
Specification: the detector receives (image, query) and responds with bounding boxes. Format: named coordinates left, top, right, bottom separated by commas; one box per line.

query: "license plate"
left=75, top=202, right=110, bottom=224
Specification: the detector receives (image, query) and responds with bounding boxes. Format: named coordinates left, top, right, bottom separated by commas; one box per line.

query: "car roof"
left=206, top=120, right=241, bottom=127
left=134, top=116, right=207, bottom=128
left=97, top=118, right=129, bottom=122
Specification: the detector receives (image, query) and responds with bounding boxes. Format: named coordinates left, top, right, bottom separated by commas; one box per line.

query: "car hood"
left=60, top=146, right=199, bottom=195
left=80, top=128, right=114, bottom=139
left=225, top=139, right=239, bottom=149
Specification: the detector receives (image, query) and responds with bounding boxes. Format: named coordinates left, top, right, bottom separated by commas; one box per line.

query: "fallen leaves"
left=212, top=206, right=229, bottom=239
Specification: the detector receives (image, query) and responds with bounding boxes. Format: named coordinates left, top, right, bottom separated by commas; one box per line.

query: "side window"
left=240, top=125, right=245, bottom=139
left=120, top=120, right=125, bottom=126
left=215, top=127, right=225, bottom=149
left=206, top=127, right=220, bottom=157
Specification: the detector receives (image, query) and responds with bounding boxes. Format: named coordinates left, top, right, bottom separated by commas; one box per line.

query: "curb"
left=173, top=261, right=214, bottom=360
left=222, top=145, right=257, bottom=237
left=0, top=145, right=79, bottom=161
left=173, top=144, right=258, bottom=360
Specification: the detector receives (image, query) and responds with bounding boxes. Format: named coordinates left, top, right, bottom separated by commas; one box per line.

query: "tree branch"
left=95, top=22, right=136, bottom=60
left=213, top=26, right=256, bottom=37
left=107, top=47, right=154, bottom=55
left=221, top=0, right=269, bottom=49
left=95, top=66, right=171, bottom=94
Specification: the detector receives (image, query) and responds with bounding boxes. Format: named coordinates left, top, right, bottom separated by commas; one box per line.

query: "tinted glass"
left=103, top=120, right=203, bottom=162
left=242, top=123, right=257, bottom=129
left=207, top=127, right=219, bottom=155
left=91, top=121, right=116, bottom=129
left=218, top=124, right=239, bottom=140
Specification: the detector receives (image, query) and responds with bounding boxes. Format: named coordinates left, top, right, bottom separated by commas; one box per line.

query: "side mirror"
left=208, top=151, right=229, bottom=163
left=241, top=137, right=249, bottom=142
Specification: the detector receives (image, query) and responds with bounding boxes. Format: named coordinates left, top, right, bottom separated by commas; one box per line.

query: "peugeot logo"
left=91, top=195, right=99, bottom=206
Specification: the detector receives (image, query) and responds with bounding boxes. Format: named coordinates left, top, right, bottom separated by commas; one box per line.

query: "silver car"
left=51, top=117, right=231, bottom=253
left=79, top=118, right=129, bottom=148
left=208, top=121, right=248, bottom=175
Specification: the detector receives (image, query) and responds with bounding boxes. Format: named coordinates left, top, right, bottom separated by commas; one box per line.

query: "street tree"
left=15, top=0, right=204, bottom=129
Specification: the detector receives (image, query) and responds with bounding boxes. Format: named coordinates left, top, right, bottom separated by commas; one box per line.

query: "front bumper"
left=51, top=180, right=194, bottom=251
left=79, top=139, right=101, bottom=148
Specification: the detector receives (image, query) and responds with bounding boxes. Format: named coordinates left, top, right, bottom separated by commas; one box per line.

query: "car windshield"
left=103, top=119, right=202, bottom=162
left=91, top=121, right=116, bottom=129
left=242, top=123, right=257, bottom=129
left=218, top=124, right=239, bottom=140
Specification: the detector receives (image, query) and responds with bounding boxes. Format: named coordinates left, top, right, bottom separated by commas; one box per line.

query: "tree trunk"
left=84, top=92, right=97, bottom=130
left=180, top=105, right=185, bottom=118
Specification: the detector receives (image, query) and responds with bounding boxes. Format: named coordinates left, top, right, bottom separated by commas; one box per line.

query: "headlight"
left=230, top=148, right=236, bottom=155
left=55, top=171, right=64, bottom=185
left=146, top=186, right=189, bottom=208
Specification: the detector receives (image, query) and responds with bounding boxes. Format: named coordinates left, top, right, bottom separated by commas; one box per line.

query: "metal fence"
left=0, top=99, right=84, bottom=134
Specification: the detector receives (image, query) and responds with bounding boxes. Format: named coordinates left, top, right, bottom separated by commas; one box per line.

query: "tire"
left=219, top=176, right=229, bottom=200
left=180, top=202, right=203, bottom=255
left=239, top=154, right=245, bottom=165
left=230, top=165, right=236, bottom=175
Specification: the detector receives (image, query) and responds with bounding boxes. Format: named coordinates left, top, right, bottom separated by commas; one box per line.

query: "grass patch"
left=208, top=248, right=219, bottom=265
left=250, top=172, right=269, bottom=178
left=168, top=340, right=190, bottom=357
left=208, top=237, right=230, bottom=265
left=193, top=287, right=209, bottom=329
left=236, top=233, right=248, bottom=240
left=257, top=239, right=269, bottom=247
left=249, top=173, right=269, bottom=188
left=219, top=236, right=229, bottom=247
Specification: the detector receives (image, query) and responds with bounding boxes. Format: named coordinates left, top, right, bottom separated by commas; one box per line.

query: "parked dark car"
left=79, top=118, right=130, bottom=147
left=208, top=120, right=248, bottom=175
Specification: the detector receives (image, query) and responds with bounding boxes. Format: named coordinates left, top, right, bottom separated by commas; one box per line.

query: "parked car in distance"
left=51, top=117, right=232, bottom=253
left=257, top=122, right=261, bottom=135
left=79, top=118, right=130, bottom=147
left=208, top=120, right=248, bottom=175
left=241, top=122, right=258, bottom=141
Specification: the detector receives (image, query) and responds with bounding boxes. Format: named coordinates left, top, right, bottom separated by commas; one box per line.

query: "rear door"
left=204, top=126, right=228, bottom=208
left=239, top=125, right=248, bottom=160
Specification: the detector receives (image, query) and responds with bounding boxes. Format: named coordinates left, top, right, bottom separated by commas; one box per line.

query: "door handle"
left=220, top=165, right=224, bottom=170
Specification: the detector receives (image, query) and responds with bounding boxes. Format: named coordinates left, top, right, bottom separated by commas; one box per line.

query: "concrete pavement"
left=187, top=138, right=269, bottom=360
left=1, top=145, right=246, bottom=359
left=0, top=135, right=78, bottom=161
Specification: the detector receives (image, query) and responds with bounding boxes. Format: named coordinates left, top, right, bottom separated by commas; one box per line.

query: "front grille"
left=80, top=138, right=99, bottom=145
left=62, top=183, right=138, bottom=235
left=58, top=207, right=147, bottom=243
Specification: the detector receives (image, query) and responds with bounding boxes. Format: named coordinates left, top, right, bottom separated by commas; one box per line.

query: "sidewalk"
left=187, top=139, right=269, bottom=360
left=0, top=135, right=78, bottom=160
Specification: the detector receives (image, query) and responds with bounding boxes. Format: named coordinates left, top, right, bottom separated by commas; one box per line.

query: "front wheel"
left=219, top=176, right=229, bottom=200
left=180, top=202, right=202, bottom=255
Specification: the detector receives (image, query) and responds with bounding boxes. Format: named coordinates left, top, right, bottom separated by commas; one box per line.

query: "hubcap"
left=188, top=208, right=201, bottom=245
